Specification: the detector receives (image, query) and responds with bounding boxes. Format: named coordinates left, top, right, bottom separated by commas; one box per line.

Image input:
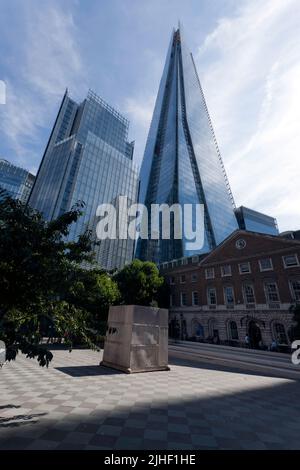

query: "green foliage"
left=114, top=259, right=165, bottom=306
left=67, top=268, right=121, bottom=327
left=0, top=190, right=169, bottom=368
left=0, top=190, right=97, bottom=366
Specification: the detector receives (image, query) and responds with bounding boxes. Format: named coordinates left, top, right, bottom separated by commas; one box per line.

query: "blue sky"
left=0, top=0, right=299, bottom=231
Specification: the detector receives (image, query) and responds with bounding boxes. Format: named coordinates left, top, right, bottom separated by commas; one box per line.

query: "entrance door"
left=248, top=320, right=262, bottom=349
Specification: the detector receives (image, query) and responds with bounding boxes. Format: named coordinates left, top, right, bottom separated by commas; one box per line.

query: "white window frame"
left=283, top=254, right=299, bottom=268
left=223, top=286, right=235, bottom=305
left=228, top=320, right=239, bottom=341
left=289, top=279, right=300, bottom=301
left=238, top=262, right=251, bottom=274
left=180, top=292, right=187, bottom=306
left=221, top=265, right=232, bottom=277
left=180, top=274, right=186, bottom=284
left=207, top=287, right=217, bottom=305
left=205, top=267, right=215, bottom=280
left=273, top=323, right=288, bottom=345
left=243, top=283, right=256, bottom=304
left=191, top=273, right=198, bottom=283
left=192, top=291, right=199, bottom=306
left=259, top=258, right=273, bottom=272
left=264, top=281, right=280, bottom=303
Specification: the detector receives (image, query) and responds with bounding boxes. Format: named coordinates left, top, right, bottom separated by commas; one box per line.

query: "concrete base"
left=100, top=360, right=170, bottom=374
left=101, top=305, right=170, bottom=373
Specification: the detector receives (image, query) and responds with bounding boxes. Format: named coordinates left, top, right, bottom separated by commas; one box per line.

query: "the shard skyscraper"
left=136, top=26, right=238, bottom=264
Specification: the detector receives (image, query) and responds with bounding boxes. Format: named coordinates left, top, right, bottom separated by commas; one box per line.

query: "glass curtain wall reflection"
left=136, top=26, right=238, bottom=264
left=29, top=89, right=139, bottom=270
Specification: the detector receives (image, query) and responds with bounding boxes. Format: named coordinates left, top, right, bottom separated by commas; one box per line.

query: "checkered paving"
left=0, top=348, right=300, bottom=449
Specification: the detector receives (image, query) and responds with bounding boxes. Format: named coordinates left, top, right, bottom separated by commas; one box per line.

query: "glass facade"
left=28, top=89, right=139, bottom=270
left=0, top=159, right=35, bottom=203
left=137, top=27, right=238, bottom=264
left=235, top=206, right=279, bottom=236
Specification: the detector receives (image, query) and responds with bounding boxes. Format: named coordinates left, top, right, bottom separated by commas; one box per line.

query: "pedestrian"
left=245, top=334, right=250, bottom=348
left=270, top=339, right=278, bottom=352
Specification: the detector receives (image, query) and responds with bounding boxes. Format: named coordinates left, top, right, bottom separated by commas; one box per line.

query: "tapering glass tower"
left=137, top=26, right=238, bottom=264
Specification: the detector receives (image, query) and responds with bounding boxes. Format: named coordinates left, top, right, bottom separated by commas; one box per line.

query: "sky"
left=0, top=0, right=299, bottom=232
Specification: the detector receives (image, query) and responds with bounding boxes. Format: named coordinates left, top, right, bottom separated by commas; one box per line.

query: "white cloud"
left=123, top=94, right=156, bottom=165
left=0, top=2, right=86, bottom=168
left=195, top=0, right=300, bottom=231
left=124, top=95, right=155, bottom=130
left=22, top=6, right=85, bottom=98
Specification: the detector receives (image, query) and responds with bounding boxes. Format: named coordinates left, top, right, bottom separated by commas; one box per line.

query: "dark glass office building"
left=29, top=89, right=139, bottom=270
left=235, top=206, right=279, bottom=236
left=137, top=26, right=238, bottom=264
left=0, top=159, right=35, bottom=203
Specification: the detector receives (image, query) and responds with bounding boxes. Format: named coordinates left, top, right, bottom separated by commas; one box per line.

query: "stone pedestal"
left=101, top=305, right=170, bottom=373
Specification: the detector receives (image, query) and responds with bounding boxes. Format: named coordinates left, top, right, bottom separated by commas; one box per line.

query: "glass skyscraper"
left=29, top=89, right=139, bottom=270
left=235, top=206, right=279, bottom=236
left=0, top=159, right=35, bottom=203
left=136, top=26, right=238, bottom=264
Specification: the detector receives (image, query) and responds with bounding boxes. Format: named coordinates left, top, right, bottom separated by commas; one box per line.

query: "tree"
left=67, top=268, right=121, bottom=329
left=0, top=190, right=97, bottom=366
left=114, top=259, right=165, bottom=306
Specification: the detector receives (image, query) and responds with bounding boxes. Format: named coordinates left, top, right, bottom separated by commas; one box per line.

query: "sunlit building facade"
left=136, top=26, right=238, bottom=264
left=0, top=159, right=35, bottom=203
left=29, top=89, right=139, bottom=270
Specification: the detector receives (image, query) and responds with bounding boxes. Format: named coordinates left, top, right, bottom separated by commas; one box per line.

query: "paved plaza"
left=0, top=348, right=300, bottom=450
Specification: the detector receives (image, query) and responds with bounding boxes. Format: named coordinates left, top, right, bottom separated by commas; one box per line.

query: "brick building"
left=161, top=230, right=300, bottom=349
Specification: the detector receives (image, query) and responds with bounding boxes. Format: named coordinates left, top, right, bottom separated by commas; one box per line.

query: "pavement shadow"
left=55, top=365, right=123, bottom=377
left=0, top=405, right=21, bottom=410
left=0, top=412, right=47, bottom=428
left=169, top=356, right=300, bottom=381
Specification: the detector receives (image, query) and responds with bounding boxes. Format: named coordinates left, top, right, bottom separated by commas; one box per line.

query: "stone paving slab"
left=0, top=348, right=300, bottom=450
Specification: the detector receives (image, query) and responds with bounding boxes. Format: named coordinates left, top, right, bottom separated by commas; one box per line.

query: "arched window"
left=192, top=320, right=204, bottom=338
left=229, top=320, right=239, bottom=340
left=274, top=323, right=288, bottom=345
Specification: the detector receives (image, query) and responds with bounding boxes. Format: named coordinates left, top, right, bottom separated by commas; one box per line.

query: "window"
left=239, top=262, right=251, bottom=274
left=192, top=291, right=199, bottom=306
left=191, top=273, right=198, bottom=283
left=259, top=258, right=273, bottom=271
left=224, top=286, right=235, bottom=305
left=207, top=288, right=217, bottom=305
left=192, top=255, right=199, bottom=263
left=180, top=292, right=187, bottom=306
left=180, top=274, right=186, bottom=284
left=290, top=280, right=300, bottom=301
left=169, top=276, right=175, bottom=285
left=169, top=294, right=174, bottom=307
left=243, top=284, right=255, bottom=304
left=221, top=265, right=231, bottom=277
left=208, top=318, right=217, bottom=336
left=283, top=254, right=299, bottom=268
left=274, top=323, right=288, bottom=345
left=205, top=268, right=215, bottom=279
left=265, top=282, right=280, bottom=302
left=229, top=321, right=239, bottom=340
